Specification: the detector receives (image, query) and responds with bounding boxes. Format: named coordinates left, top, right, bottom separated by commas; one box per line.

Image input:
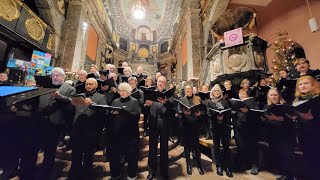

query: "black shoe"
left=146, top=173, right=155, bottom=180
left=187, top=164, right=192, bottom=175
left=197, top=167, right=204, bottom=175
left=250, top=165, right=259, bottom=175
left=226, top=168, right=233, bottom=177
left=216, top=166, right=223, bottom=176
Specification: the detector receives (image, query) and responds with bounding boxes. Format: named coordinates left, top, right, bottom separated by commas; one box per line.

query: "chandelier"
left=132, top=1, right=145, bottom=19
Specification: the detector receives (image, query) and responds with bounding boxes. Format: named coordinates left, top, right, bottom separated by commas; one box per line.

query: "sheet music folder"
left=250, top=96, right=320, bottom=116
left=144, top=87, right=176, bottom=102
left=208, top=108, right=231, bottom=115
left=175, top=99, right=201, bottom=111
left=198, top=91, right=210, bottom=100
left=229, top=97, right=255, bottom=110
left=90, top=104, right=124, bottom=112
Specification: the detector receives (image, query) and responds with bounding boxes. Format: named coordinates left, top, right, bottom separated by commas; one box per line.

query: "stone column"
left=176, top=46, right=182, bottom=82
left=58, top=0, right=88, bottom=72
left=185, top=7, right=202, bottom=80
left=96, top=39, right=104, bottom=69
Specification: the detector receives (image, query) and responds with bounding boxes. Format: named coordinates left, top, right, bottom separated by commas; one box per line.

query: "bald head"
left=85, top=78, right=98, bottom=92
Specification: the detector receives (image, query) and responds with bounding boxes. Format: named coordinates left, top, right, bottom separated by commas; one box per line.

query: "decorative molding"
left=47, top=33, right=54, bottom=50
left=25, top=18, right=45, bottom=41
left=0, top=0, right=20, bottom=21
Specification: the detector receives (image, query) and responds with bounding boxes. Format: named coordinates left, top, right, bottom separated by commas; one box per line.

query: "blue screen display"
left=0, top=86, right=38, bottom=97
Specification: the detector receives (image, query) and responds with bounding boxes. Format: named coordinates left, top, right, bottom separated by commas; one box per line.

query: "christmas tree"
left=271, top=31, right=305, bottom=79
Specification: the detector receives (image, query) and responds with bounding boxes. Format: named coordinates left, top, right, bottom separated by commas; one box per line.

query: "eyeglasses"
left=52, top=74, right=62, bottom=78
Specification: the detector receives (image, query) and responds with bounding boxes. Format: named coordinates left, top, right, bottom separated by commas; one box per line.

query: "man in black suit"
left=37, top=67, right=76, bottom=179
left=145, top=76, right=173, bottom=180
left=68, top=78, right=107, bottom=179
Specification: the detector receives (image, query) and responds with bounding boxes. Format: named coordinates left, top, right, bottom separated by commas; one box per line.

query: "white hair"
left=118, top=82, right=132, bottom=94
left=124, top=67, right=132, bottom=74
left=51, top=67, right=65, bottom=78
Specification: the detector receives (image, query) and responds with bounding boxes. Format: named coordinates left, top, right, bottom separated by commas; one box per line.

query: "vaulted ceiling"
left=106, top=0, right=182, bottom=42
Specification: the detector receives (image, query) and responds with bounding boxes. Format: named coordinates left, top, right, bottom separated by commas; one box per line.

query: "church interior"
left=0, top=0, right=320, bottom=179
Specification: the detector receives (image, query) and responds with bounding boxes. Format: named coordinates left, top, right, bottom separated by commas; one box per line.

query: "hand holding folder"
left=71, top=94, right=87, bottom=105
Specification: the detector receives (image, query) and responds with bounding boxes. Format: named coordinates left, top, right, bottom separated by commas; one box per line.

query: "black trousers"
left=142, top=107, right=150, bottom=134
left=17, top=116, right=38, bottom=180
left=69, top=129, right=98, bottom=180
left=109, top=137, right=139, bottom=178
left=234, top=124, right=259, bottom=170
left=300, top=128, right=320, bottom=180
left=267, top=125, right=295, bottom=176
left=211, top=126, right=231, bottom=169
left=148, top=120, right=169, bottom=176
left=36, top=119, right=63, bottom=180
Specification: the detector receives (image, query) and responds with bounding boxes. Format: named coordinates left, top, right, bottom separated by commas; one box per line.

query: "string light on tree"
left=271, top=30, right=304, bottom=81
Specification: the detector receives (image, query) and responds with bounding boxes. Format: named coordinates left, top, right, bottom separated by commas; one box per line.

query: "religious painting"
left=160, top=40, right=169, bottom=54
left=137, top=26, right=151, bottom=41
left=119, top=37, right=128, bottom=51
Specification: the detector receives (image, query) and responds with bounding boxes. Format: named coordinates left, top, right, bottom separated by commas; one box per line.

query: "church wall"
left=255, top=0, right=320, bottom=70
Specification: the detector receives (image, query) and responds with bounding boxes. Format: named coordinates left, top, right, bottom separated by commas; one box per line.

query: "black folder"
left=121, top=76, right=129, bottom=83
left=140, top=86, right=156, bottom=92
left=198, top=91, right=210, bottom=100
left=229, top=97, right=255, bottom=110
left=144, top=87, right=176, bottom=101
left=118, top=67, right=124, bottom=75
left=131, top=90, right=142, bottom=99
left=74, top=83, right=85, bottom=93
left=250, top=96, right=320, bottom=116
left=97, top=77, right=116, bottom=88
left=87, top=73, right=96, bottom=79
left=99, top=70, right=109, bottom=76
left=176, top=100, right=202, bottom=111
left=138, top=79, right=146, bottom=88
left=208, top=108, right=231, bottom=115
left=90, top=104, right=124, bottom=112
left=34, top=75, right=52, bottom=88
left=289, top=95, right=320, bottom=113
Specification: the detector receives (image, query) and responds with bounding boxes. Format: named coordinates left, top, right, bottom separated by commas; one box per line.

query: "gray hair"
left=124, top=67, right=132, bottom=74
left=118, top=82, right=132, bottom=93
left=51, top=67, right=65, bottom=78
left=78, top=69, right=87, bottom=75
left=128, top=76, right=137, bottom=82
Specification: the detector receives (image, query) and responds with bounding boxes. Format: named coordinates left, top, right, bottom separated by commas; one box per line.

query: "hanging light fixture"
left=306, top=0, right=319, bottom=32
left=132, top=1, right=145, bottom=19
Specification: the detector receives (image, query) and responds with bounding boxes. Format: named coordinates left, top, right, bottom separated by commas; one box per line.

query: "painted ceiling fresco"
left=106, top=0, right=181, bottom=42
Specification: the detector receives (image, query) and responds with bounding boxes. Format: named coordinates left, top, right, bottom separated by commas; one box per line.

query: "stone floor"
left=9, top=153, right=278, bottom=180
